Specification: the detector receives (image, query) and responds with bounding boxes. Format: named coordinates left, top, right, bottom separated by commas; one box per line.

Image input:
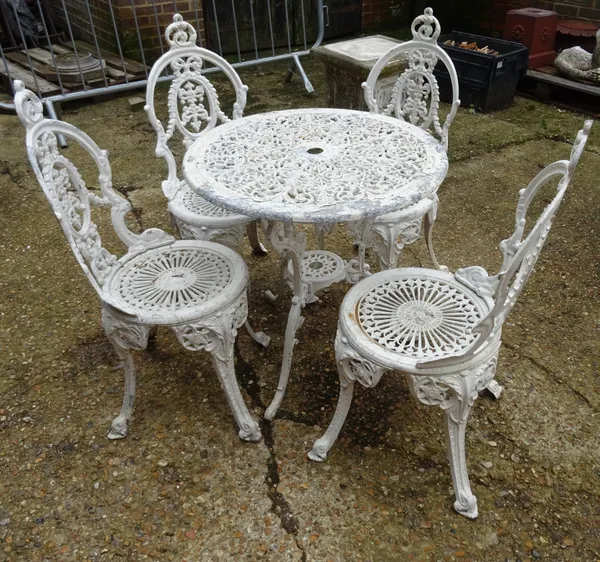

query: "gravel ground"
left=0, top=58, right=599, bottom=562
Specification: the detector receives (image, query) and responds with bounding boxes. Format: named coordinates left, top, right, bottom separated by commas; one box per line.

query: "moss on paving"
left=0, top=57, right=598, bottom=561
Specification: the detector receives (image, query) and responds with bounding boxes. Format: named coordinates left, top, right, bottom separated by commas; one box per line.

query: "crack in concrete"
left=276, top=409, right=317, bottom=427
left=502, top=340, right=596, bottom=410
left=403, top=245, right=425, bottom=268
left=114, top=183, right=144, bottom=194
left=234, top=345, right=307, bottom=561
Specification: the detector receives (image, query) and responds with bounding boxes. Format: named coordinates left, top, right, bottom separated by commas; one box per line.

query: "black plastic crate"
left=435, top=31, right=529, bottom=112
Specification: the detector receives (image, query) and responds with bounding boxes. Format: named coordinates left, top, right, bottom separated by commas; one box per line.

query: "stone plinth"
left=312, top=35, right=405, bottom=111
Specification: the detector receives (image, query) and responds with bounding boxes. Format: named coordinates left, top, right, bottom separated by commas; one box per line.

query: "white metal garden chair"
left=14, top=80, right=262, bottom=443
left=309, top=121, right=592, bottom=518
left=346, top=7, right=461, bottom=271
left=145, top=14, right=266, bottom=255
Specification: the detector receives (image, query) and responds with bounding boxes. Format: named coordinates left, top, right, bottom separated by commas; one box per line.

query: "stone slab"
left=312, top=35, right=406, bottom=111
left=312, top=35, right=404, bottom=75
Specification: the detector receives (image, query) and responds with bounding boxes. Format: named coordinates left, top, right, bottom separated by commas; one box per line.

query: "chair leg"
left=262, top=227, right=295, bottom=303
left=408, top=355, right=498, bottom=518
left=264, top=296, right=304, bottom=420
left=264, top=249, right=291, bottom=304
left=443, top=392, right=478, bottom=519
left=106, top=342, right=137, bottom=440
left=244, top=320, right=270, bottom=348
left=101, top=306, right=151, bottom=440
left=210, top=341, right=262, bottom=442
left=246, top=222, right=268, bottom=256
left=308, top=370, right=355, bottom=461
left=486, top=379, right=503, bottom=399
left=309, top=329, right=387, bottom=460
left=346, top=218, right=373, bottom=280
left=357, top=241, right=368, bottom=275
left=171, top=292, right=261, bottom=442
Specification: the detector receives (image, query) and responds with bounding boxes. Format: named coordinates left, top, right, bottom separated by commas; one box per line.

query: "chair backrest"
left=362, top=7, right=460, bottom=150
left=145, top=14, right=248, bottom=198
left=419, top=120, right=592, bottom=369
left=14, top=81, right=172, bottom=300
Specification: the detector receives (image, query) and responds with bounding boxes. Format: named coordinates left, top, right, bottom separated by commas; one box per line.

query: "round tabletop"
left=183, top=108, right=448, bottom=224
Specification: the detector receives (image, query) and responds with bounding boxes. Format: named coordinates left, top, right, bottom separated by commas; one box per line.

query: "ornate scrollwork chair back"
left=420, top=119, right=593, bottom=370
left=145, top=13, right=248, bottom=198
left=14, top=79, right=173, bottom=303
left=343, top=8, right=459, bottom=272
left=144, top=14, right=266, bottom=257
left=362, top=7, right=460, bottom=150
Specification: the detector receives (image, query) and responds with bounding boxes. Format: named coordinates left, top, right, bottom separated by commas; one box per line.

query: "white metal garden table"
left=183, top=108, right=448, bottom=419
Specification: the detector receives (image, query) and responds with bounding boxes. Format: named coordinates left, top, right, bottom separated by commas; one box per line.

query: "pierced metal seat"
left=346, top=269, right=490, bottom=367
left=310, top=121, right=592, bottom=519
left=107, top=241, right=248, bottom=325
left=145, top=14, right=266, bottom=255
left=14, top=81, right=263, bottom=444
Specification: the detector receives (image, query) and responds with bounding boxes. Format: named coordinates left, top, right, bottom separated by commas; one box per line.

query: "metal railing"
left=0, top=0, right=326, bottom=115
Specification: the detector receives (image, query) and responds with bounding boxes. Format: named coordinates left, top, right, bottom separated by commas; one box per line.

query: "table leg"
left=263, top=221, right=308, bottom=420
left=263, top=221, right=292, bottom=304
left=345, top=218, right=373, bottom=283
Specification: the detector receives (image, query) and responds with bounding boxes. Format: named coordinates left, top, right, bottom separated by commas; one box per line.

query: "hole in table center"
left=307, top=147, right=324, bottom=155
left=309, top=262, right=324, bottom=270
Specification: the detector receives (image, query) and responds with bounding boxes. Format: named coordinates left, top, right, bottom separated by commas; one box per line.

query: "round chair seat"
left=339, top=268, right=492, bottom=373
left=107, top=240, right=248, bottom=324
left=169, top=181, right=252, bottom=226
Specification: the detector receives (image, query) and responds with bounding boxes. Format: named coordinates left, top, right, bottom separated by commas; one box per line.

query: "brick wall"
left=362, top=0, right=412, bottom=30
left=491, top=0, right=600, bottom=31
left=45, top=0, right=204, bottom=63
left=534, top=0, right=600, bottom=22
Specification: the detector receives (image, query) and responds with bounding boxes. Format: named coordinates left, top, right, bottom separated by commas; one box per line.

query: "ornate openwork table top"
left=183, top=108, right=448, bottom=224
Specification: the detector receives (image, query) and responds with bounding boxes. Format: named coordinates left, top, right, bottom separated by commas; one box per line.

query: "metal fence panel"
left=0, top=0, right=325, bottom=112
